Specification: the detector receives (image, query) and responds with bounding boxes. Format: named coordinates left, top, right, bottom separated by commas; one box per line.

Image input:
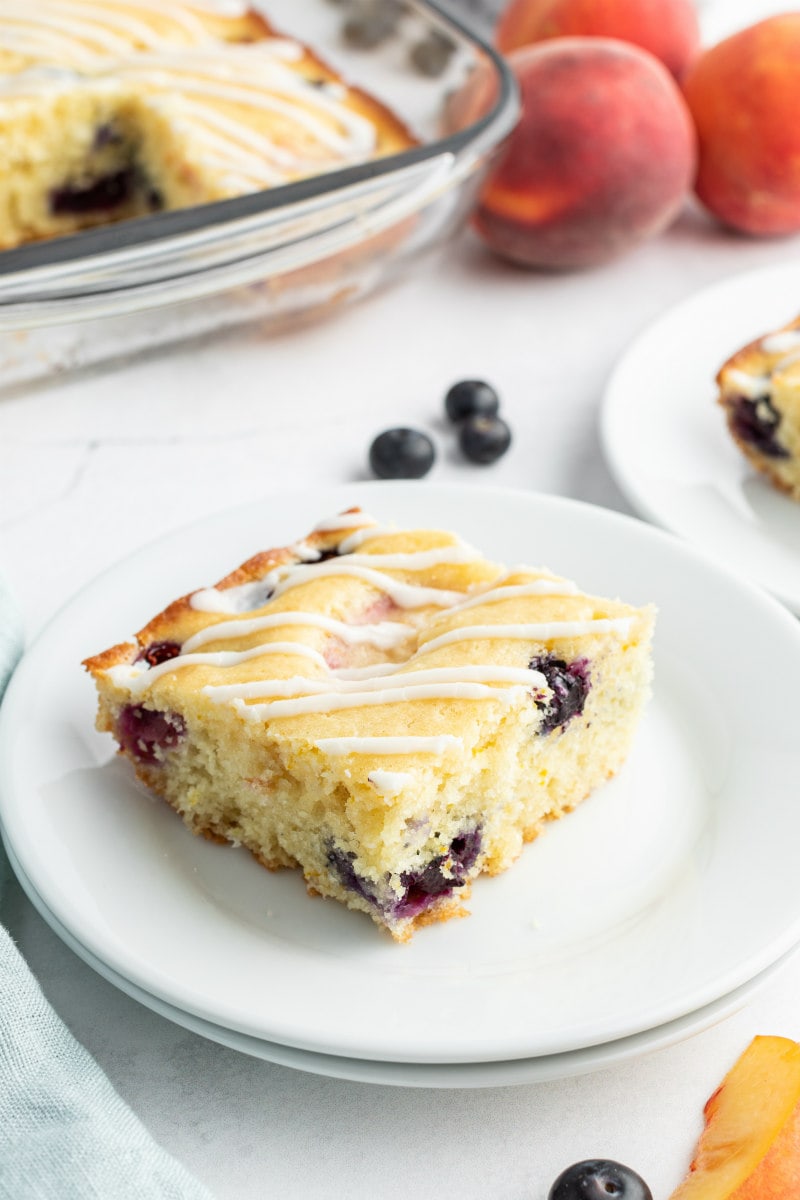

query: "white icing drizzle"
left=268, top=562, right=466, bottom=610
left=368, top=770, right=413, bottom=796
left=235, top=683, right=530, bottom=722
left=204, top=665, right=546, bottom=703
left=192, top=556, right=470, bottom=615
left=724, top=368, right=770, bottom=399
left=447, top=579, right=580, bottom=614
left=311, top=512, right=377, bottom=534
left=104, top=518, right=640, bottom=762
left=337, top=524, right=398, bottom=553
left=106, top=641, right=329, bottom=698
left=761, top=330, right=800, bottom=355
left=0, top=6, right=385, bottom=185
left=314, top=737, right=463, bottom=756
left=417, top=618, right=633, bottom=657
left=182, top=612, right=412, bottom=654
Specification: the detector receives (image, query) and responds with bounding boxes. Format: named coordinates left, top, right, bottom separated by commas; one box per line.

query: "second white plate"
left=3, top=482, right=800, bottom=1064
left=601, top=261, right=800, bottom=613
left=6, top=839, right=795, bottom=1089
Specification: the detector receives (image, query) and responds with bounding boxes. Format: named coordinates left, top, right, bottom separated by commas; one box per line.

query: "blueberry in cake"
left=717, top=314, right=800, bottom=499
left=0, top=1, right=414, bottom=250
left=85, top=510, right=655, bottom=941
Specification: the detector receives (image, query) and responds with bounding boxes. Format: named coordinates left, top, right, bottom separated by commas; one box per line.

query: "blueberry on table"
left=410, top=31, right=455, bottom=77
left=548, top=1160, right=653, bottom=1200
left=369, top=427, right=435, bottom=479
left=458, top=414, right=511, bottom=465
left=444, top=379, right=500, bottom=423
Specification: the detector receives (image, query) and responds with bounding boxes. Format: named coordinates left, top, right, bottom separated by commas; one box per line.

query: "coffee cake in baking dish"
left=84, top=510, right=655, bottom=941
left=0, top=1, right=414, bottom=249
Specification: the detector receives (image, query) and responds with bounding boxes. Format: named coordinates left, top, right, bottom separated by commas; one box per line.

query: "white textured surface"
left=3, top=2, right=800, bottom=1197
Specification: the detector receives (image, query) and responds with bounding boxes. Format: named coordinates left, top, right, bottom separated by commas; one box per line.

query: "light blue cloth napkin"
left=0, top=578, right=215, bottom=1200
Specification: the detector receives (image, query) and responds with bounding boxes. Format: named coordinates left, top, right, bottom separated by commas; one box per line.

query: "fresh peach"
left=496, top=0, right=700, bottom=80
left=472, top=38, right=696, bottom=270
left=669, top=1036, right=800, bottom=1199
left=683, top=16, right=800, bottom=235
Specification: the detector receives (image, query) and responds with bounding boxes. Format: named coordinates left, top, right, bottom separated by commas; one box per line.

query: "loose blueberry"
left=369, top=427, right=435, bottom=479
left=116, top=705, right=186, bottom=764
left=729, top=393, right=789, bottom=459
left=445, top=379, right=500, bottom=423
left=530, top=655, right=590, bottom=733
left=548, top=1159, right=653, bottom=1200
left=135, top=641, right=182, bottom=667
left=410, top=31, right=455, bottom=77
left=342, top=0, right=402, bottom=48
left=459, top=414, right=512, bottom=464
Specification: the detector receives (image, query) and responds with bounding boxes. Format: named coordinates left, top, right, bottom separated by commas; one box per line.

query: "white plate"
left=3, top=482, right=800, bottom=1064
left=601, top=261, right=800, bottom=614
left=6, top=840, right=793, bottom=1089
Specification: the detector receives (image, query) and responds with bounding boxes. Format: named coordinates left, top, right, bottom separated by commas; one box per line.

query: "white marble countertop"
left=3, top=3, right=800, bottom=1197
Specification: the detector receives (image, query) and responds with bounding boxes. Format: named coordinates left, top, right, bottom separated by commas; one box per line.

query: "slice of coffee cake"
left=85, top=510, right=655, bottom=941
left=717, top=314, right=800, bottom=499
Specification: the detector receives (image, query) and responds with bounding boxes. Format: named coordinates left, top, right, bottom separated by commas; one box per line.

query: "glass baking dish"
left=0, top=0, right=518, bottom=392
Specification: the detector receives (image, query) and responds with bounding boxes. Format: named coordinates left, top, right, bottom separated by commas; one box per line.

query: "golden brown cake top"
left=85, top=510, right=650, bottom=776
left=0, top=1, right=415, bottom=189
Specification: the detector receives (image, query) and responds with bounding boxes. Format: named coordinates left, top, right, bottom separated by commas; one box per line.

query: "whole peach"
left=683, top=16, right=800, bottom=236
left=496, top=0, right=700, bottom=80
left=473, top=38, right=696, bottom=270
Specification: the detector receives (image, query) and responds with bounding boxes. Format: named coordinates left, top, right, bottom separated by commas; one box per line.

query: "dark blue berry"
left=50, top=168, right=135, bottom=215
left=548, top=1160, right=653, bottom=1200
left=445, top=379, right=500, bottom=423
left=395, top=825, right=482, bottom=918
left=135, top=641, right=182, bottom=667
left=369, top=428, right=435, bottom=479
left=728, top=394, right=789, bottom=459
left=117, top=705, right=186, bottom=764
left=410, top=31, right=455, bottom=77
left=459, top=414, right=512, bottom=464
left=530, top=655, right=590, bottom=733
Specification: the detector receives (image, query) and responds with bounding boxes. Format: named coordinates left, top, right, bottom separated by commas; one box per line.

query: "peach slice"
left=670, top=1036, right=800, bottom=1198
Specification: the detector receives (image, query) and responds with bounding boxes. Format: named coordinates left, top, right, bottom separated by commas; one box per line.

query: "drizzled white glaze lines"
left=106, top=641, right=330, bottom=698
left=311, top=513, right=377, bottom=534
left=314, top=736, right=463, bottom=756
left=191, top=554, right=473, bottom=615
left=182, top=612, right=412, bottom=654
left=724, top=368, right=770, bottom=400
left=417, top=618, right=633, bottom=657
left=368, top=770, right=412, bottom=796
left=447, top=579, right=580, bottom=614
left=1, top=7, right=384, bottom=183
left=204, top=665, right=546, bottom=702
left=235, top=683, right=532, bottom=722
left=761, top=330, right=800, bottom=355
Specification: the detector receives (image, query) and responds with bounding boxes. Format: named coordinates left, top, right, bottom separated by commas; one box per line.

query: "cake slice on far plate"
left=85, top=509, right=655, bottom=941
left=717, top=314, right=800, bottom=499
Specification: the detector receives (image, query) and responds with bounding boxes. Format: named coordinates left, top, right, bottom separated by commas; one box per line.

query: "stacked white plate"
left=3, top=482, right=800, bottom=1087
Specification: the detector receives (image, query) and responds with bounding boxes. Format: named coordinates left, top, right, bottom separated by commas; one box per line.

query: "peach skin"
left=683, top=16, right=800, bottom=236
left=472, top=38, right=696, bottom=269
left=496, top=0, right=700, bottom=80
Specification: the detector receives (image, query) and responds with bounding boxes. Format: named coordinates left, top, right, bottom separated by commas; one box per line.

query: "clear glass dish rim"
left=0, top=0, right=518, bottom=297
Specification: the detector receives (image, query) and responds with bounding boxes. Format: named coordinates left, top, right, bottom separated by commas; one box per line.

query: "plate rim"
left=5, top=837, right=794, bottom=1090
left=4, top=480, right=800, bottom=1063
